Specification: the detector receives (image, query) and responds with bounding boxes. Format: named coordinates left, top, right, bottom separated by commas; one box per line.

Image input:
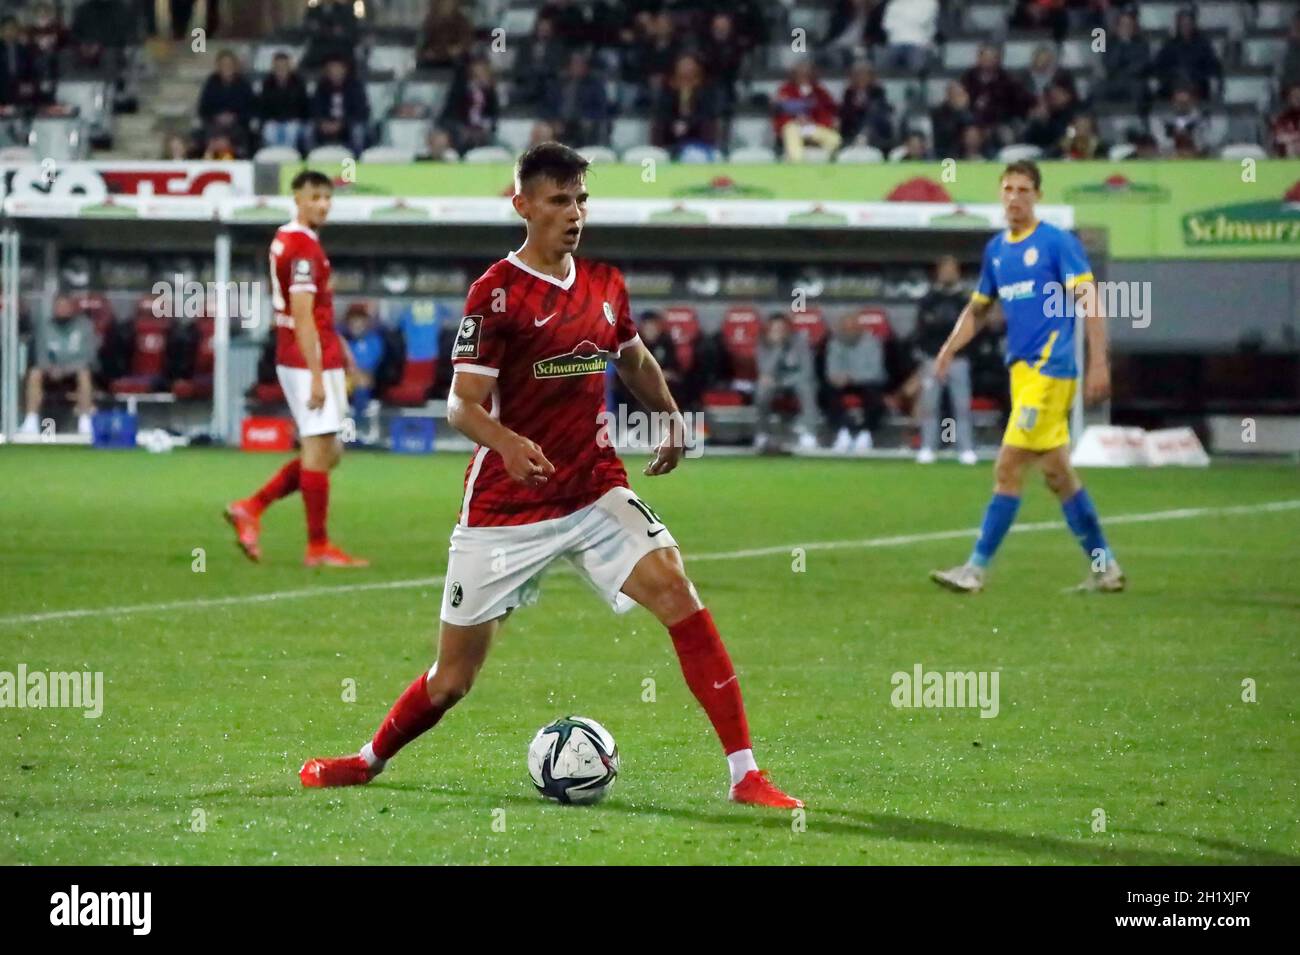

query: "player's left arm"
left=613, top=339, right=687, bottom=476
left=1064, top=233, right=1110, bottom=405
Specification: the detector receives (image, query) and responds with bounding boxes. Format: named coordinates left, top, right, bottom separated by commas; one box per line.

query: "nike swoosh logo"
left=534, top=312, right=558, bottom=327
left=713, top=675, right=738, bottom=689
left=647, top=527, right=667, bottom=537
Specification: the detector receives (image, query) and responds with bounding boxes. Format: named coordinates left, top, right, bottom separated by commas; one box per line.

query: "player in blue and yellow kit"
left=930, top=160, right=1124, bottom=593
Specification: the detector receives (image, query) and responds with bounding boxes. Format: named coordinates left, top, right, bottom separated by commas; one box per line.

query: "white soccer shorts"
left=439, top=485, right=679, bottom=626
left=276, top=366, right=348, bottom=438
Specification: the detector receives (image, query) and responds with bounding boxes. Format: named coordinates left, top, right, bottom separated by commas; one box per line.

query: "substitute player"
left=224, top=169, right=368, bottom=568
left=930, top=160, right=1124, bottom=594
left=299, top=143, right=801, bottom=808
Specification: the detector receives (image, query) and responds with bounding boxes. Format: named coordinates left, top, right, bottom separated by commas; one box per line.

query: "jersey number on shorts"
left=1017, top=405, right=1039, bottom=432
left=627, top=497, right=664, bottom=533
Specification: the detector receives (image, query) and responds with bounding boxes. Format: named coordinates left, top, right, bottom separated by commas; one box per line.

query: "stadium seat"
left=835, top=145, right=884, bottom=163
left=1219, top=143, right=1267, bottom=160
left=730, top=115, right=775, bottom=150
left=720, top=306, right=762, bottom=384
left=662, top=306, right=700, bottom=373
left=111, top=316, right=172, bottom=395
left=1256, top=1, right=1294, bottom=29
left=366, top=80, right=398, bottom=121
left=307, top=144, right=353, bottom=164
left=965, top=4, right=1008, bottom=34
left=464, top=145, right=512, bottom=163
left=251, top=382, right=285, bottom=405
left=28, top=116, right=87, bottom=161
left=998, top=144, right=1043, bottom=163
left=849, top=307, right=893, bottom=340
left=790, top=309, right=827, bottom=350
left=172, top=317, right=215, bottom=400
left=729, top=145, right=777, bottom=163
left=610, top=117, right=651, bottom=154
left=1193, top=2, right=1247, bottom=33
left=578, top=145, right=618, bottom=164
left=788, top=6, right=831, bottom=39
left=55, top=80, right=112, bottom=141
left=74, top=292, right=116, bottom=337
left=1242, top=37, right=1288, bottom=70
left=0, top=145, right=34, bottom=162
left=1223, top=75, right=1274, bottom=110
left=368, top=45, right=416, bottom=80
left=384, top=117, right=432, bottom=153
left=942, top=41, right=982, bottom=71
left=1058, top=39, right=1093, bottom=70
left=1138, top=3, right=1181, bottom=33
left=503, top=6, right=537, bottom=36
left=382, top=357, right=437, bottom=406
left=397, top=78, right=447, bottom=115
left=620, top=145, right=670, bottom=165
left=253, top=145, right=301, bottom=163
left=495, top=117, right=535, bottom=154
left=359, top=146, right=415, bottom=163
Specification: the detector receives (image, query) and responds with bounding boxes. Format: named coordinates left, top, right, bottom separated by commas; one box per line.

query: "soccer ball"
left=527, top=716, right=619, bottom=804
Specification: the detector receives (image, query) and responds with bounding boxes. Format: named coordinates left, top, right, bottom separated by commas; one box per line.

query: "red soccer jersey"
left=270, top=222, right=344, bottom=370
left=451, top=252, right=642, bottom=527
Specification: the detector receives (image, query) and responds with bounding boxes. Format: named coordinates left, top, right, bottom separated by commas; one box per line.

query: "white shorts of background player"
left=440, top=486, right=679, bottom=626
left=276, top=366, right=348, bottom=437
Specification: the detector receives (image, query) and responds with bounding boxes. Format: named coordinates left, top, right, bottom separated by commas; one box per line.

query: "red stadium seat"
left=252, top=382, right=286, bottom=405
left=789, top=308, right=827, bottom=349
left=721, top=306, right=762, bottom=383
left=662, top=306, right=700, bottom=373
left=110, top=316, right=172, bottom=394
left=74, top=292, right=115, bottom=338
left=849, top=307, right=893, bottom=340
left=173, top=317, right=215, bottom=400
left=383, top=357, right=437, bottom=406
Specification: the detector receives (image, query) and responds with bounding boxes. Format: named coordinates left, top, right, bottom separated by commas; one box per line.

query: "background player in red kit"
left=300, top=143, right=801, bottom=808
left=224, top=170, right=368, bottom=568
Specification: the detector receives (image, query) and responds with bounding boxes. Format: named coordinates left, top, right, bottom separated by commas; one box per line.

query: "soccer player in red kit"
left=300, top=143, right=801, bottom=808
left=224, top=169, right=368, bottom=567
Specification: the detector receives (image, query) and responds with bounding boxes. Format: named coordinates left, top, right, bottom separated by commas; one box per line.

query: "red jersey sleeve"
left=451, top=279, right=510, bottom=378
left=285, top=234, right=320, bottom=295
left=612, top=272, right=640, bottom=356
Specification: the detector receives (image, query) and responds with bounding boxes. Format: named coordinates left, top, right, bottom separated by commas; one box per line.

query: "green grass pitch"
left=0, top=446, right=1297, bottom=865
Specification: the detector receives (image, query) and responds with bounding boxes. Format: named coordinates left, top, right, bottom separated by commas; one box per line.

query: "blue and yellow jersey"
left=971, top=220, right=1093, bottom=380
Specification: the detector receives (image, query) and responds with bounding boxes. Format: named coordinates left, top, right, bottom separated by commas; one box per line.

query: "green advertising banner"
left=282, top=160, right=1300, bottom=260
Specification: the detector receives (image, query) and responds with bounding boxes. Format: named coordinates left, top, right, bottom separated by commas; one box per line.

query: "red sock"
left=668, top=608, right=752, bottom=755
left=299, top=468, right=329, bottom=545
left=250, top=459, right=300, bottom=513
left=371, top=670, right=448, bottom=761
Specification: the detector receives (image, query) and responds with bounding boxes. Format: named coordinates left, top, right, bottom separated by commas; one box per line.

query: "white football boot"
left=930, top=563, right=986, bottom=593
left=1071, top=560, right=1126, bottom=593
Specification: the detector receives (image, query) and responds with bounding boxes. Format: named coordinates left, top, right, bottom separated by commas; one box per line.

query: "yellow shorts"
left=1002, top=361, right=1076, bottom=451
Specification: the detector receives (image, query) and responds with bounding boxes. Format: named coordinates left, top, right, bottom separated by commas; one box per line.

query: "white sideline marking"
left=3, top=499, right=1298, bottom=628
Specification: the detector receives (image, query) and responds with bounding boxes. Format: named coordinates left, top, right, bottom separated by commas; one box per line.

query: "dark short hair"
left=291, top=169, right=333, bottom=192
left=515, top=141, right=589, bottom=193
left=1001, top=159, right=1042, bottom=191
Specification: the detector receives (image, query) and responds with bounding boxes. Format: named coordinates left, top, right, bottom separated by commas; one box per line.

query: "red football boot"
left=223, top=500, right=262, bottom=562
left=304, top=542, right=370, bottom=568
left=299, top=755, right=377, bottom=788
left=729, top=769, right=804, bottom=809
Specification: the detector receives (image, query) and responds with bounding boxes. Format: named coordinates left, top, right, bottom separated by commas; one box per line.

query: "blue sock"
left=969, top=493, right=1021, bottom=568
left=351, top=387, right=373, bottom=418
left=1061, top=487, right=1113, bottom=566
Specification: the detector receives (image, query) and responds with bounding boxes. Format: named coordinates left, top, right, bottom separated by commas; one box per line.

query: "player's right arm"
left=290, top=289, right=325, bottom=409
left=447, top=372, right=555, bottom=487
left=934, top=244, right=996, bottom=381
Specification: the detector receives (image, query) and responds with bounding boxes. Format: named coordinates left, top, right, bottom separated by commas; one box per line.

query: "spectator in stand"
left=203, top=130, right=236, bottom=159
left=69, top=0, right=132, bottom=70
left=1095, top=9, right=1150, bottom=110
left=1010, top=0, right=1068, bottom=43
left=825, top=313, right=888, bottom=455
left=20, top=294, right=97, bottom=437
left=0, top=17, right=34, bottom=109
left=258, top=51, right=308, bottom=153
left=1060, top=113, right=1105, bottom=159
left=544, top=50, right=611, bottom=147
left=962, top=45, right=1032, bottom=140
left=958, top=122, right=994, bottom=160
left=912, top=256, right=977, bottom=465
left=712, top=0, right=769, bottom=54
left=440, top=57, right=499, bottom=153
left=617, top=310, right=681, bottom=414
left=162, top=132, right=191, bottom=159
left=417, top=126, right=456, bottom=161
left=1022, top=82, right=1078, bottom=156
left=1130, top=130, right=1160, bottom=158
left=839, top=60, right=893, bottom=149
left=1280, top=13, right=1300, bottom=94
left=418, top=0, right=475, bottom=70
left=700, top=12, right=744, bottom=119
left=773, top=61, right=842, bottom=162
left=513, top=16, right=569, bottom=108
left=1149, top=85, right=1215, bottom=157
left=341, top=302, right=385, bottom=428
left=538, top=0, right=588, bottom=45
left=896, top=128, right=930, bottom=160
left=308, top=55, right=369, bottom=156
left=639, top=11, right=680, bottom=103
left=27, top=2, right=64, bottom=108
left=303, top=0, right=359, bottom=70
left=755, top=313, right=821, bottom=453
left=198, top=50, right=255, bottom=157
left=824, top=0, right=885, bottom=64
left=931, top=80, right=975, bottom=158
left=1269, top=84, right=1300, bottom=158
left=880, top=0, right=938, bottom=73
left=1023, top=45, right=1074, bottom=101
left=652, top=53, right=722, bottom=161
left=1151, top=9, right=1222, bottom=102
